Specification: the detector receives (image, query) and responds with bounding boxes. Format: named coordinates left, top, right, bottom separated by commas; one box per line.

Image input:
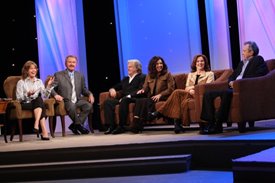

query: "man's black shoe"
left=216, top=122, right=223, bottom=133
left=174, top=119, right=184, bottom=134
left=75, top=124, right=89, bottom=134
left=199, top=123, right=223, bottom=135
left=68, top=123, right=81, bottom=135
left=112, top=126, right=125, bottom=134
left=104, top=128, right=114, bottom=135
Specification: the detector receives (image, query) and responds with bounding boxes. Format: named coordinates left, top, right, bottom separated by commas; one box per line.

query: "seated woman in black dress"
left=16, top=60, right=54, bottom=140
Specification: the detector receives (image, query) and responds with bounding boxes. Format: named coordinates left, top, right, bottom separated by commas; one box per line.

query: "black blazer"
left=112, top=73, right=146, bottom=99
left=228, top=55, right=269, bottom=83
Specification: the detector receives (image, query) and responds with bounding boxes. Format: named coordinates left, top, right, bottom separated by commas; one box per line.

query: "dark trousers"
left=64, top=99, right=93, bottom=125
left=134, top=98, right=155, bottom=122
left=103, top=97, right=136, bottom=128
left=200, top=89, right=233, bottom=124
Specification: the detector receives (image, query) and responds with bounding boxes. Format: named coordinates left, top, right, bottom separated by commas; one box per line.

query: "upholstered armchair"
left=99, top=69, right=233, bottom=128
left=3, top=76, right=55, bottom=142
left=51, top=96, right=94, bottom=137
left=195, top=59, right=275, bottom=132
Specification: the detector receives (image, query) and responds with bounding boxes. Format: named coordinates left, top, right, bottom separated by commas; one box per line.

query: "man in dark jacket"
left=103, top=59, right=146, bottom=134
left=200, top=41, right=269, bottom=134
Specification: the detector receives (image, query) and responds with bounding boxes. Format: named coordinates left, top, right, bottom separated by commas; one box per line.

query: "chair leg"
left=60, top=115, right=66, bottom=137
left=49, top=116, right=55, bottom=138
left=10, top=123, right=16, bottom=141
left=4, top=134, right=8, bottom=143
left=52, top=116, right=57, bottom=132
left=248, top=121, right=255, bottom=128
left=88, top=113, right=94, bottom=133
left=18, top=119, right=23, bottom=142
left=226, top=122, right=232, bottom=127
left=2, top=115, right=8, bottom=143
left=238, top=122, right=246, bottom=133
left=3, top=125, right=8, bottom=143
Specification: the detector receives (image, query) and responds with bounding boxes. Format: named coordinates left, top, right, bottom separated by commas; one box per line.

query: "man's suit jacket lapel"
left=234, top=61, right=244, bottom=77
left=243, top=57, right=257, bottom=77
left=74, top=72, right=81, bottom=96
left=63, top=70, right=72, bottom=85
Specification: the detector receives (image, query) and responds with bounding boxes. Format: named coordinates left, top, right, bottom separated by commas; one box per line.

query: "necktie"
left=70, top=73, right=77, bottom=103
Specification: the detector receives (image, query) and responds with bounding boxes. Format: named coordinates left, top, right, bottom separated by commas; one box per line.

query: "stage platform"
left=1, top=119, right=275, bottom=182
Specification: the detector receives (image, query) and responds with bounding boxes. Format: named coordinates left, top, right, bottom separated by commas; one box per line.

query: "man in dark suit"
left=103, top=59, right=146, bottom=134
left=200, top=41, right=269, bottom=134
left=51, top=55, right=94, bottom=135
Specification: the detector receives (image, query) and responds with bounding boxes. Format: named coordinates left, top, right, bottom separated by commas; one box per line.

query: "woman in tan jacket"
left=150, top=54, right=215, bottom=133
left=131, top=56, right=175, bottom=133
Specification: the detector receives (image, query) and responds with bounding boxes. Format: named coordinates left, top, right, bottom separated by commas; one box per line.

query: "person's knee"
left=173, top=89, right=182, bottom=95
left=86, top=102, right=93, bottom=111
left=80, top=102, right=93, bottom=113
left=65, top=103, right=76, bottom=113
left=120, top=97, right=131, bottom=106
left=104, top=99, right=115, bottom=107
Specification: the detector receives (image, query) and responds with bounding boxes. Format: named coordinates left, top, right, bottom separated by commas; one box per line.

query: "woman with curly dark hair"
left=131, top=56, right=175, bottom=133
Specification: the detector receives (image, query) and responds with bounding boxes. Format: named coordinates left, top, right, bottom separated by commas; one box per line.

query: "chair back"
left=213, top=69, right=234, bottom=82
left=266, top=59, right=275, bottom=72
left=3, top=76, right=21, bottom=100
left=173, top=73, right=188, bottom=89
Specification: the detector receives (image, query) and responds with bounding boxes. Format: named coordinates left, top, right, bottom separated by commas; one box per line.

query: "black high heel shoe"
left=40, top=135, right=50, bottom=141
left=33, top=128, right=39, bottom=138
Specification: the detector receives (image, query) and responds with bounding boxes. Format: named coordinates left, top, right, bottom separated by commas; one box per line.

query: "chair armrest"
left=99, top=91, right=112, bottom=125
left=214, top=69, right=233, bottom=82
left=99, top=92, right=111, bottom=106
left=195, top=81, right=229, bottom=95
left=80, top=96, right=93, bottom=113
left=194, top=81, right=229, bottom=106
left=54, top=100, right=67, bottom=116
left=193, top=81, right=229, bottom=122
left=193, top=69, right=233, bottom=113
left=232, top=70, right=275, bottom=120
left=44, top=98, right=55, bottom=116
left=6, top=100, right=22, bottom=119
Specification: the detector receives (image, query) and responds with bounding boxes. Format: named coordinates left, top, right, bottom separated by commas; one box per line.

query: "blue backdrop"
left=114, top=0, right=202, bottom=78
